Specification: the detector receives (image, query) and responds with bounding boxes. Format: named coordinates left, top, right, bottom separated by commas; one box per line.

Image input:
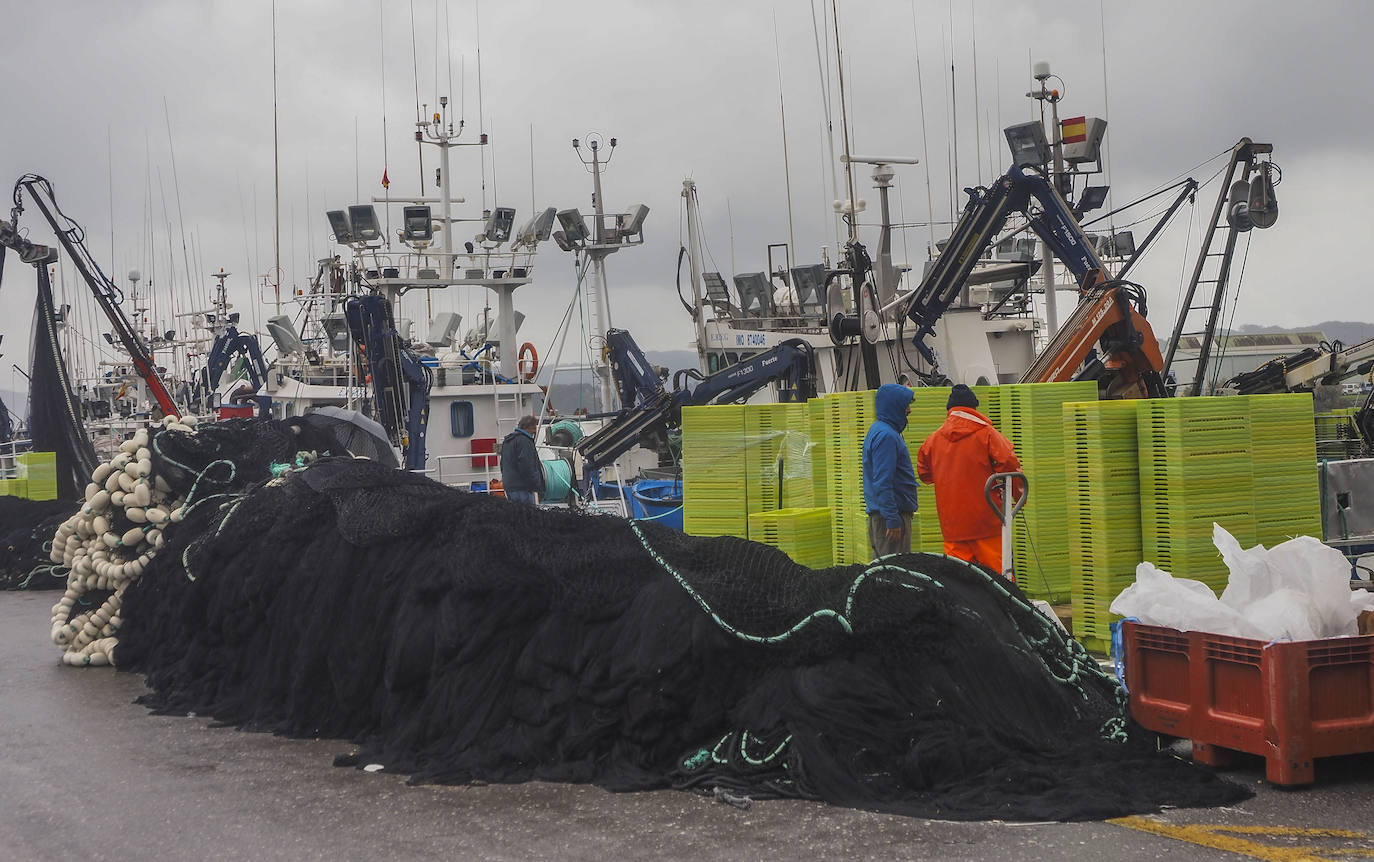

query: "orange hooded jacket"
left=916, top=407, right=1021, bottom=542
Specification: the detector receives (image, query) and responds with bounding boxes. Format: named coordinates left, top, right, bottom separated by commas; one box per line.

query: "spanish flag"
left=381, top=168, right=390, bottom=190
left=1061, top=116, right=1087, bottom=144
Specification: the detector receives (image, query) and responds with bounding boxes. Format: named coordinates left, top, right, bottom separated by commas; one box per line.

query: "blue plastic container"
left=633, top=481, right=684, bottom=531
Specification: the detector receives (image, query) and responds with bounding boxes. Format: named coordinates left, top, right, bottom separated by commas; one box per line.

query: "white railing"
left=431, top=451, right=501, bottom=491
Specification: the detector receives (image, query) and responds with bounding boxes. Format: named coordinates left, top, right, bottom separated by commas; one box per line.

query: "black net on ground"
left=29, top=264, right=97, bottom=501
left=114, top=422, right=1249, bottom=822
left=0, top=496, right=74, bottom=590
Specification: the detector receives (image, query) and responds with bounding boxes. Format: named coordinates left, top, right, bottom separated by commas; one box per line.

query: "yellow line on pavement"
left=1111, top=816, right=1339, bottom=862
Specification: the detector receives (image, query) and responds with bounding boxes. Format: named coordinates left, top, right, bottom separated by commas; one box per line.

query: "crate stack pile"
left=1314, top=408, right=1362, bottom=460
left=1064, top=400, right=1143, bottom=653
left=743, top=403, right=813, bottom=525
left=1249, top=394, right=1322, bottom=544
left=747, top=507, right=834, bottom=569
left=821, top=391, right=886, bottom=564
left=681, top=404, right=750, bottom=538
left=1003, top=381, right=1098, bottom=602
left=1137, top=397, right=1258, bottom=590
left=903, top=388, right=954, bottom=553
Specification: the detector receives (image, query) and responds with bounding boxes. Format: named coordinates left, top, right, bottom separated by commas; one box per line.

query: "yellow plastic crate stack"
left=743, top=403, right=813, bottom=524
left=822, top=391, right=880, bottom=564
left=747, top=507, right=833, bottom=569
left=681, top=404, right=750, bottom=537
left=0, top=477, right=28, bottom=497
left=1137, top=396, right=1257, bottom=591
left=16, top=452, right=58, bottom=501
left=808, top=398, right=830, bottom=508
left=1248, top=393, right=1322, bottom=544
left=1003, top=381, right=1098, bottom=603
left=1314, top=408, right=1362, bottom=460
left=1064, top=400, right=1143, bottom=653
left=902, top=388, right=951, bottom=553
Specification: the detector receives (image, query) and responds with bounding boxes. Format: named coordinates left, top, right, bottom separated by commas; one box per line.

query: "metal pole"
left=682, top=180, right=709, bottom=373
left=1043, top=95, right=1063, bottom=338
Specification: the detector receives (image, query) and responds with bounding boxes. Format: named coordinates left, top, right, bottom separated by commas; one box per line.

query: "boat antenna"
left=971, top=1, right=983, bottom=184
left=772, top=12, right=797, bottom=265
left=107, top=126, right=115, bottom=276
left=475, top=0, right=488, bottom=212
left=809, top=0, right=841, bottom=251
left=378, top=0, right=392, bottom=248
left=271, top=0, right=281, bottom=314
left=830, top=0, right=858, bottom=243
left=163, top=97, right=200, bottom=312
left=1099, top=0, right=1115, bottom=232
left=909, top=0, right=936, bottom=258
left=947, top=4, right=958, bottom=216
left=409, top=0, right=425, bottom=195
left=446, top=0, right=454, bottom=101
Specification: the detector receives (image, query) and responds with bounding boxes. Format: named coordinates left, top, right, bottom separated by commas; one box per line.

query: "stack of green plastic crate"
left=823, top=391, right=879, bottom=564
left=0, top=477, right=28, bottom=497
left=16, top=452, right=57, bottom=501
left=747, top=507, right=833, bottom=568
left=1064, top=400, right=1142, bottom=653
left=1137, top=396, right=1257, bottom=591
left=1003, top=381, right=1097, bottom=602
left=1249, top=393, right=1322, bottom=543
left=808, top=398, right=830, bottom=508
left=1314, top=408, right=1362, bottom=460
left=903, top=388, right=953, bottom=553
left=681, top=404, right=750, bottom=537
left=744, top=402, right=814, bottom=540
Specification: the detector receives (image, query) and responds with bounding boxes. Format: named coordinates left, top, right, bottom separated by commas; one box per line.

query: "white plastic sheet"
left=1110, top=524, right=1374, bottom=641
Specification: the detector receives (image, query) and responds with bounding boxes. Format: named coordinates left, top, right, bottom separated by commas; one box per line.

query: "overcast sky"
left=2, top=0, right=1371, bottom=399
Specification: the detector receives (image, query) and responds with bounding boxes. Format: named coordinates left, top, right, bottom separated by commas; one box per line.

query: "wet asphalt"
left=2, top=591, right=1371, bottom=862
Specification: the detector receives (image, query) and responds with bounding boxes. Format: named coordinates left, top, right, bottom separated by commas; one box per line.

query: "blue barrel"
left=633, top=481, right=683, bottom=530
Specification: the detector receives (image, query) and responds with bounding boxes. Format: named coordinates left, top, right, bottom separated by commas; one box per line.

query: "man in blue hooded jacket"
left=862, top=383, right=920, bottom=558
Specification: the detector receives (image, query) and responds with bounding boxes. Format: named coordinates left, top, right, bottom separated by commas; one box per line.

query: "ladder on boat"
left=1162, top=138, right=1278, bottom=396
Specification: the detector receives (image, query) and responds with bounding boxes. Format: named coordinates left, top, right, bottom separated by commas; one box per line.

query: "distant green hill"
left=1234, top=321, right=1374, bottom=346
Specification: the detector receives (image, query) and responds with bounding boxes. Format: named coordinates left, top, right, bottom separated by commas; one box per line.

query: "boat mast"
left=576, top=135, right=618, bottom=413
left=682, top=179, right=708, bottom=372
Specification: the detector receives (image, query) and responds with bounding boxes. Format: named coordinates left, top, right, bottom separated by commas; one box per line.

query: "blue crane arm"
left=344, top=293, right=430, bottom=468
left=903, top=164, right=1108, bottom=365
left=207, top=328, right=270, bottom=391
left=573, top=331, right=816, bottom=492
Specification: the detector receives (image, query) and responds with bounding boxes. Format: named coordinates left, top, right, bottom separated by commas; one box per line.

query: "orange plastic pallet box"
left=1121, top=621, right=1374, bottom=786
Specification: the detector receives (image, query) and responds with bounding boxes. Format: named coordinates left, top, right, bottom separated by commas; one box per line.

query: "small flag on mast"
left=1061, top=116, right=1087, bottom=144
left=381, top=168, right=390, bottom=190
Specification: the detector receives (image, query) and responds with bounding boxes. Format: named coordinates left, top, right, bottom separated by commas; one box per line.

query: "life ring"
left=518, top=342, right=539, bottom=381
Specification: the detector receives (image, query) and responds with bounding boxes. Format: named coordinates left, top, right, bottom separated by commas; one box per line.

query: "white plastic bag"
left=1110, top=524, right=1374, bottom=640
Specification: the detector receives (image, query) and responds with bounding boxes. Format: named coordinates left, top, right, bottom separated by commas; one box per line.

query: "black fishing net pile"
left=114, top=421, right=1249, bottom=822
left=0, top=496, right=74, bottom=590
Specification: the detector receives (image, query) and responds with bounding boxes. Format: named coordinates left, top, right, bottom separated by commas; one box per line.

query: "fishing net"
left=28, top=264, right=97, bottom=501
left=108, top=420, right=1250, bottom=822
left=0, top=496, right=73, bottom=590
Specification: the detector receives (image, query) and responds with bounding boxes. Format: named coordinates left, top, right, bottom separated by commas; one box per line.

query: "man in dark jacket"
left=500, top=415, right=545, bottom=505
left=862, top=383, right=920, bottom=558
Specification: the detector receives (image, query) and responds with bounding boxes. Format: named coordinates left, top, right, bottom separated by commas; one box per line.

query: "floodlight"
left=557, top=209, right=590, bottom=245
left=484, top=207, right=516, bottom=244
left=515, top=207, right=558, bottom=246
left=327, top=210, right=354, bottom=244
left=733, top=273, right=774, bottom=317
left=321, top=312, right=351, bottom=351
left=789, top=264, right=827, bottom=311
left=702, top=272, right=731, bottom=304
left=266, top=314, right=306, bottom=354
left=619, top=204, right=650, bottom=236
left=397, top=318, right=414, bottom=342
left=1062, top=117, right=1108, bottom=165
left=1076, top=186, right=1110, bottom=217
left=425, top=311, right=462, bottom=347
left=402, top=205, right=433, bottom=242
left=1004, top=121, right=1051, bottom=167
left=1108, top=230, right=1135, bottom=258
left=347, top=205, right=382, bottom=242
left=552, top=231, right=574, bottom=252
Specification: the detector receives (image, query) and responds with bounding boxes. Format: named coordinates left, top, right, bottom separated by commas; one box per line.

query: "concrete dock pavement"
left=2, top=591, right=1371, bottom=861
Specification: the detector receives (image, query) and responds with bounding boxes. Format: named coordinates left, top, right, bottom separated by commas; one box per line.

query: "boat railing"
left=355, top=248, right=539, bottom=286
left=0, top=437, right=33, bottom=478
left=430, top=450, right=502, bottom=491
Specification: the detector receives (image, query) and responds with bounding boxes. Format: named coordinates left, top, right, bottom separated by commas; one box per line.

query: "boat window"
left=450, top=401, right=475, bottom=437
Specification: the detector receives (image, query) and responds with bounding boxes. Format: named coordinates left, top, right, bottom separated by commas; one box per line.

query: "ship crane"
left=5, top=174, right=181, bottom=419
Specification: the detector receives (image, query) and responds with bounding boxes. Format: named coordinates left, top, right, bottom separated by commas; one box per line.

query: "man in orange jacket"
left=916, top=384, right=1022, bottom=575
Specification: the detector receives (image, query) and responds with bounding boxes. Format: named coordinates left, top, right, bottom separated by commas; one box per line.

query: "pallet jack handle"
left=984, top=471, right=1028, bottom=582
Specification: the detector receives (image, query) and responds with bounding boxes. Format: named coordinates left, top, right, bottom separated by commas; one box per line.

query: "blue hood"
left=874, top=383, right=913, bottom=432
